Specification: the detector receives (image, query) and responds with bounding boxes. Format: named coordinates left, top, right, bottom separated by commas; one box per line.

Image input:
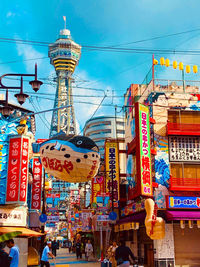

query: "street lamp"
left=0, top=63, right=43, bottom=116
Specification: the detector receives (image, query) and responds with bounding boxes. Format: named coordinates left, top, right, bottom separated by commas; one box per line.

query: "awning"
left=117, top=211, right=146, bottom=225
left=0, top=227, right=43, bottom=237
left=166, top=211, right=200, bottom=221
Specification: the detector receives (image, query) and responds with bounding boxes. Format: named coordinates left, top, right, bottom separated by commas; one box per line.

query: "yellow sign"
left=105, top=141, right=120, bottom=207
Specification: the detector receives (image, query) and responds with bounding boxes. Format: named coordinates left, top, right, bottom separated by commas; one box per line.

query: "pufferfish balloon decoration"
left=39, top=134, right=100, bottom=183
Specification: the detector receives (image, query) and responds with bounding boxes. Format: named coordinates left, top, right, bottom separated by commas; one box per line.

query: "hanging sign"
left=31, top=158, right=43, bottom=210
left=91, top=176, right=105, bottom=204
left=135, top=103, right=153, bottom=197
left=6, top=136, right=29, bottom=203
left=105, top=141, right=120, bottom=207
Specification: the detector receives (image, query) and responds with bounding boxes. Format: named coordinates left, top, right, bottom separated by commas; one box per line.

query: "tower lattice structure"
left=49, top=28, right=81, bottom=137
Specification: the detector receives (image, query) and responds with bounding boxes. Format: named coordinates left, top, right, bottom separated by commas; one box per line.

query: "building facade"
left=120, top=78, right=200, bottom=267
left=83, top=116, right=125, bottom=156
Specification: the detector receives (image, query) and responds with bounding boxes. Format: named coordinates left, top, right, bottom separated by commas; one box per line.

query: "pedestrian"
left=0, top=242, right=10, bottom=267
left=75, top=240, right=82, bottom=259
left=85, top=240, right=93, bottom=261
left=107, top=241, right=118, bottom=267
left=41, top=241, right=55, bottom=267
left=51, top=239, right=57, bottom=257
left=115, top=240, right=135, bottom=267
left=68, top=240, right=72, bottom=253
left=6, top=239, right=20, bottom=267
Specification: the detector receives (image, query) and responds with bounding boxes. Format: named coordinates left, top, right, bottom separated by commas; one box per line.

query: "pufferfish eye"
left=77, top=140, right=82, bottom=145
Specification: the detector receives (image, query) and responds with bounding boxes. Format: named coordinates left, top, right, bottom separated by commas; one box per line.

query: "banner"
left=31, top=158, right=43, bottom=210
left=91, top=176, right=105, bottom=204
left=46, top=193, right=60, bottom=198
left=19, top=137, right=29, bottom=202
left=105, top=141, right=120, bottom=207
left=135, top=103, right=153, bottom=197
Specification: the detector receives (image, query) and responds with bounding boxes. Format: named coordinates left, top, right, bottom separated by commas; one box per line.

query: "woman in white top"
left=85, top=240, right=93, bottom=261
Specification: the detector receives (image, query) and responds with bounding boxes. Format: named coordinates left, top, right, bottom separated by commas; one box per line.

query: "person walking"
left=6, top=239, right=19, bottom=267
left=51, top=239, right=57, bottom=257
left=115, top=240, right=135, bottom=267
left=107, top=241, right=118, bottom=267
left=41, top=241, right=55, bottom=267
left=68, top=240, right=72, bottom=253
left=0, top=242, right=10, bottom=267
left=75, top=240, right=82, bottom=259
left=85, top=240, right=93, bottom=261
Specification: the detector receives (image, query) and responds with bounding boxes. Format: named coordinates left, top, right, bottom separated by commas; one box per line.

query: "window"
left=171, top=163, right=200, bottom=179
left=117, top=129, right=125, bottom=135
left=116, top=121, right=125, bottom=126
left=168, top=110, right=200, bottom=124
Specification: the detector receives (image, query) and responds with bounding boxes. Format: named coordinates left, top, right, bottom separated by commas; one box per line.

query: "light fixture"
left=1, top=105, right=12, bottom=117
left=180, top=220, right=185, bottom=229
left=197, top=221, right=200, bottom=228
left=29, top=79, right=43, bottom=92
left=14, top=77, right=29, bottom=105
left=188, top=220, right=193, bottom=229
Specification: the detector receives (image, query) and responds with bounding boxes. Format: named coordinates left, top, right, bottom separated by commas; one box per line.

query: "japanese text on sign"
left=31, top=158, right=42, bottom=210
left=19, top=137, right=29, bottom=202
left=138, top=104, right=152, bottom=196
left=105, top=142, right=120, bottom=207
left=167, top=196, right=200, bottom=209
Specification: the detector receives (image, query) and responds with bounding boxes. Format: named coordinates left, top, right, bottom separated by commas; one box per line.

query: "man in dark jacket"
left=115, top=240, right=135, bottom=267
left=0, top=242, right=10, bottom=267
left=51, top=239, right=57, bottom=257
left=75, top=241, right=82, bottom=259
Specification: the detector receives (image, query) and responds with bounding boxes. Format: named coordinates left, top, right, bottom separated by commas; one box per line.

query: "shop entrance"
left=138, top=227, right=154, bottom=267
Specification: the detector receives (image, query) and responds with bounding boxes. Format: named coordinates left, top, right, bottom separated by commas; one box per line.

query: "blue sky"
left=1, top=0, right=200, bottom=138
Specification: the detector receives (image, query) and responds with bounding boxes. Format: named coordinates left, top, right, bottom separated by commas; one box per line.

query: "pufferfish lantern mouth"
left=39, top=134, right=100, bottom=183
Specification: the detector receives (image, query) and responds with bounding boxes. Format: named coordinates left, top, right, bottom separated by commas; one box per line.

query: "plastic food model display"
left=39, top=134, right=100, bottom=183
left=145, top=198, right=165, bottom=240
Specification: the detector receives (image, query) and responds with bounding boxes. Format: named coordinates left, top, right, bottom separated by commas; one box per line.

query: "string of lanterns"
left=153, top=57, right=198, bottom=74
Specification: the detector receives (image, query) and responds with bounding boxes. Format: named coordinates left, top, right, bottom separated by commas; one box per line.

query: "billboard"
left=105, top=140, right=120, bottom=207
left=135, top=103, right=153, bottom=197
left=31, top=158, right=43, bottom=210
left=166, top=196, right=200, bottom=209
left=6, top=136, right=29, bottom=203
left=91, top=176, right=105, bottom=204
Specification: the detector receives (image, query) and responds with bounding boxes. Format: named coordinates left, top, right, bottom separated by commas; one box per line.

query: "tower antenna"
left=63, top=16, right=66, bottom=29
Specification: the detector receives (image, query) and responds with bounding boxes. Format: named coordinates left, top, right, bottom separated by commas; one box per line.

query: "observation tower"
left=48, top=24, right=81, bottom=137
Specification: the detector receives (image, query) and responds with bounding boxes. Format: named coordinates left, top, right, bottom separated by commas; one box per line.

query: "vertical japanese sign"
left=135, top=103, right=152, bottom=196
left=91, top=176, right=105, bottom=203
left=31, top=158, right=42, bottom=210
left=6, top=136, right=29, bottom=203
left=105, top=141, right=120, bottom=207
left=19, top=137, right=29, bottom=202
left=6, top=137, right=22, bottom=202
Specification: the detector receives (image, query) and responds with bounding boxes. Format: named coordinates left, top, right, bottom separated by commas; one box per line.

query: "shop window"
left=171, top=163, right=200, bottom=179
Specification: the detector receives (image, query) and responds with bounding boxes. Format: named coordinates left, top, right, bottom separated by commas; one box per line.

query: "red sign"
left=46, top=193, right=60, bottom=198
left=91, top=176, right=105, bottom=203
left=19, top=137, right=29, bottom=202
left=6, top=137, right=22, bottom=202
left=36, top=139, right=47, bottom=144
left=31, top=158, right=42, bottom=210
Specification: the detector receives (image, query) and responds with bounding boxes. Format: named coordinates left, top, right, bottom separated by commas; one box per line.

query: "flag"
left=63, top=16, right=66, bottom=21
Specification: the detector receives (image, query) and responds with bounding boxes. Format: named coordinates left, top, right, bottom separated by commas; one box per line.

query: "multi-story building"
left=120, top=73, right=200, bottom=266
left=83, top=116, right=125, bottom=156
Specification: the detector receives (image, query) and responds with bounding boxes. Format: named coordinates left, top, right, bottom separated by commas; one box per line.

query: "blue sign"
left=167, top=196, right=200, bottom=209
left=39, top=214, right=47, bottom=223
left=109, top=211, right=117, bottom=221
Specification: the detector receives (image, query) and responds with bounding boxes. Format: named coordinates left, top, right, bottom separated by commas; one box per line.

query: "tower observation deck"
left=48, top=28, right=81, bottom=137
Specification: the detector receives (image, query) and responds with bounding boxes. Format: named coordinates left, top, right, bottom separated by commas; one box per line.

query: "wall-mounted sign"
left=91, top=176, right=105, bottom=204
left=46, top=193, right=60, bottom=198
left=135, top=103, right=153, bottom=197
left=6, top=136, right=29, bottom=204
left=47, top=216, right=60, bottom=222
left=169, top=136, right=200, bottom=162
left=31, top=158, right=43, bottom=210
left=105, top=141, right=120, bottom=207
left=0, top=207, right=27, bottom=227
left=166, top=196, right=200, bottom=209
left=121, top=199, right=145, bottom=217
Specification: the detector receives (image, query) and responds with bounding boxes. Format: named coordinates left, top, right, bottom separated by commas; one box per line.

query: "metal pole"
left=40, top=170, right=46, bottom=256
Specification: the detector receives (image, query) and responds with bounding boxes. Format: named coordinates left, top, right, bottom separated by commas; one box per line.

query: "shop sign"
left=6, top=136, right=29, bottom=203
left=46, top=193, right=60, bottom=198
left=70, top=190, right=80, bottom=205
left=31, top=158, right=42, bottom=210
left=46, top=223, right=56, bottom=228
left=91, top=176, right=105, bottom=204
left=97, top=215, right=110, bottom=221
left=166, top=196, right=200, bottom=209
left=47, top=216, right=60, bottom=222
left=105, top=141, right=120, bottom=207
left=121, top=199, right=145, bottom=217
left=0, top=207, right=27, bottom=227
left=169, top=136, right=200, bottom=162
left=135, top=103, right=153, bottom=197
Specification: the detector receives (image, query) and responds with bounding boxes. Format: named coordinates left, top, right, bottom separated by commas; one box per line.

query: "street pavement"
left=49, top=248, right=100, bottom=267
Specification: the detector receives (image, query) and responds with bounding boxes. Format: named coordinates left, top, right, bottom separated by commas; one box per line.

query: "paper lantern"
left=153, top=59, right=158, bottom=65
left=180, top=220, right=185, bottom=229
left=179, top=62, right=184, bottom=71
left=173, top=61, right=177, bottom=69
left=40, top=134, right=100, bottom=183
left=145, top=198, right=165, bottom=240
left=193, top=65, right=198, bottom=73
left=160, top=57, right=165, bottom=66
left=165, top=59, right=170, bottom=67
left=186, top=65, right=190, bottom=73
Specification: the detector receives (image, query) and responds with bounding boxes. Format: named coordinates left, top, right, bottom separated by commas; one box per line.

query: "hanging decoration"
left=39, top=134, right=100, bottom=183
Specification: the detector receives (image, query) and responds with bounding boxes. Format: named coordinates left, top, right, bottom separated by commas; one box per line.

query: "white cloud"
left=6, top=11, right=15, bottom=18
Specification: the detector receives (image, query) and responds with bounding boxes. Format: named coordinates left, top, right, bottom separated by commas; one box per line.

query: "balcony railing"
left=167, top=122, right=200, bottom=135
left=170, top=177, right=200, bottom=191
